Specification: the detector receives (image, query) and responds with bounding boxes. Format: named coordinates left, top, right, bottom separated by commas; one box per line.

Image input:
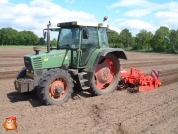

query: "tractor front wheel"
left=37, top=69, right=74, bottom=105
left=90, top=54, right=120, bottom=95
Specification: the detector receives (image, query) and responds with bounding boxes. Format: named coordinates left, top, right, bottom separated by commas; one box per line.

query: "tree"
left=119, top=28, right=132, bottom=48
left=130, top=37, right=136, bottom=48
left=0, top=27, right=39, bottom=45
left=169, top=29, right=178, bottom=52
left=0, top=28, right=9, bottom=45
left=150, top=26, right=170, bottom=52
left=107, top=30, right=119, bottom=47
left=134, top=29, right=153, bottom=50
left=18, top=31, right=25, bottom=45
left=51, top=38, right=57, bottom=47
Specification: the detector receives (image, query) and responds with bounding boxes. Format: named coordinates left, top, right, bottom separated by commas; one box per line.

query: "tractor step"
left=79, top=79, right=88, bottom=83
left=78, top=71, right=89, bottom=90
left=78, top=72, right=87, bottom=76
left=82, top=86, right=90, bottom=90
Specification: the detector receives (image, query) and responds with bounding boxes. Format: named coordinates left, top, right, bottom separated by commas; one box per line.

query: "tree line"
left=0, top=27, right=58, bottom=46
left=0, top=27, right=45, bottom=46
left=0, top=26, right=178, bottom=53
left=108, top=26, right=178, bottom=53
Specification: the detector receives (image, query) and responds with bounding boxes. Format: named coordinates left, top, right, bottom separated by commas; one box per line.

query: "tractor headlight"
left=26, top=69, right=29, bottom=72
left=31, top=70, right=34, bottom=73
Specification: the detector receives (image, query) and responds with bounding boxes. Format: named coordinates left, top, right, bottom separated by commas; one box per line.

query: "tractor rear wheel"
left=90, top=54, right=120, bottom=95
left=37, top=69, right=74, bottom=105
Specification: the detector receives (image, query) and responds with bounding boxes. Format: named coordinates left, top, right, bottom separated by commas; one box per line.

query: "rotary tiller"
left=119, top=67, right=161, bottom=92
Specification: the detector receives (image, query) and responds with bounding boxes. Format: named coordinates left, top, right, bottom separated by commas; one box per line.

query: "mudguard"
left=99, top=48, right=127, bottom=60
left=84, top=48, right=127, bottom=87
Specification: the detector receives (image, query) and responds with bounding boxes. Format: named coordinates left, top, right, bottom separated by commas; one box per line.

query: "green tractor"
left=14, top=16, right=127, bottom=105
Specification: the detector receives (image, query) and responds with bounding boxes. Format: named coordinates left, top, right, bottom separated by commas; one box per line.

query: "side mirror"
left=39, top=37, right=45, bottom=45
left=83, top=28, right=89, bottom=39
left=50, top=44, right=52, bottom=50
left=43, top=31, right=46, bottom=39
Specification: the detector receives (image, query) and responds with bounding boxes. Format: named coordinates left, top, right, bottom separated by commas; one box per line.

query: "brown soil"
left=0, top=48, right=178, bottom=134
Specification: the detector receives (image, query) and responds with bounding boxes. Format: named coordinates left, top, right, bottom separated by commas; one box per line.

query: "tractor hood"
left=24, top=50, right=71, bottom=70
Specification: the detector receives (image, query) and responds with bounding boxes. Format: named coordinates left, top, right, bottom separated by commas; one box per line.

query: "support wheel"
left=37, top=69, right=74, bottom=105
left=90, top=54, right=120, bottom=95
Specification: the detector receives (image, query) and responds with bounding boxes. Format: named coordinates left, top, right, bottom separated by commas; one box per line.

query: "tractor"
left=14, top=16, right=127, bottom=105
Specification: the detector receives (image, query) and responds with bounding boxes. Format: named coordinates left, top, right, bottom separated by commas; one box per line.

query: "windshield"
left=58, top=27, right=79, bottom=49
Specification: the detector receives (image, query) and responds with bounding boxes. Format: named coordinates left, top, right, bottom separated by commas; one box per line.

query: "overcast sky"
left=0, top=0, right=178, bottom=38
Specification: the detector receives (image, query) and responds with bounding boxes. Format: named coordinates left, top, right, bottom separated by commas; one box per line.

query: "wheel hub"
left=56, top=86, right=63, bottom=94
left=50, top=80, right=65, bottom=98
left=97, top=68, right=110, bottom=83
left=94, top=58, right=114, bottom=89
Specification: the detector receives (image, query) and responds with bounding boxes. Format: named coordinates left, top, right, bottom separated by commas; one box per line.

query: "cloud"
left=124, top=9, right=151, bottom=18
left=65, top=0, right=75, bottom=4
left=106, top=0, right=166, bottom=18
left=154, top=1, right=178, bottom=29
left=168, top=1, right=178, bottom=12
left=106, top=0, right=148, bottom=9
left=155, top=11, right=178, bottom=26
left=0, top=0, right=8, bottom=3
left=113, top=19, right=158, bottom=35
left=0, top=0, right=96, bottom=37
left=106, top=0, right=166, bottom=9
left=109, top=23, right=121, bottom=33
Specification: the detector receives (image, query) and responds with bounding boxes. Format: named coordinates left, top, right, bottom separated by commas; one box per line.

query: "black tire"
left=17, top=67, right=26, bottom=79
left=90, top=53, right=120, bottom=95
left=37, top=68, right=74, bottom=105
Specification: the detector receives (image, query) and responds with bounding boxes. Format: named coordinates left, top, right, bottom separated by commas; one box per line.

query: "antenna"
left=103, top=16, right=108, bottom=22
left=98, top=16, right=108, bottom=27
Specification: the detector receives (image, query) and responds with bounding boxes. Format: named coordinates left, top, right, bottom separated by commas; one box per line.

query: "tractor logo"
left=44, top=57, right=49, bottom=61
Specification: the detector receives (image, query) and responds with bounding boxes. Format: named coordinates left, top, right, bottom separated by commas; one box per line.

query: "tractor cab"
left=43, top=20, right=110, bottom=68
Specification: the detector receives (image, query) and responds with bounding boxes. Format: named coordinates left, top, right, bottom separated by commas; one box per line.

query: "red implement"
left=119, top=67, right=161, bottom=91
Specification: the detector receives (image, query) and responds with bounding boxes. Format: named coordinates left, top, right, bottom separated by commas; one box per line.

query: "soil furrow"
left=121, top=60, right=178, bottom=68
left=0, top=71, right=18, bottom=79
left=160, top=73, right=178, bottom=86
left=0, top=63, right=23, bottom=67
left=0, top=55, right=24, bottom=58
left=0, top=58, right=22, bottom=61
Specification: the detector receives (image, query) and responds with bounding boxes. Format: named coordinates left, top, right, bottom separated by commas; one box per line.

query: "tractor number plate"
left=26, top=72, right=34, bottom=77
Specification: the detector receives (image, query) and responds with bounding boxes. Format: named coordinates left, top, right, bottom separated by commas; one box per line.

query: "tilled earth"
left=0, top=48, right=178, bottom=134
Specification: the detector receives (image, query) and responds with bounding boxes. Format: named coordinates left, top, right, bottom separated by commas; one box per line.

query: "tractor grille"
left=33, top=57, right=42, bottom=69
left=24, top=57, right=32, bottom=70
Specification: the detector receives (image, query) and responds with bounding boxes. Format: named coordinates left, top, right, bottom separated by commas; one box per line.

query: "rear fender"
left=99, top=48, right=127, bottom=60
left=84, top=48, right=127, bottom=86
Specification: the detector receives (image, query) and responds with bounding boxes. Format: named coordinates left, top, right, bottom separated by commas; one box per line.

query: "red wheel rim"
left=49, top=79, right=67, bottom=100
left=94, top=58, right=115, bottom=89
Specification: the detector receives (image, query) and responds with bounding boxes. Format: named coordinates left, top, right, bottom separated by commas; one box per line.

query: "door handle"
left=77, top=49, right=82, bottom=62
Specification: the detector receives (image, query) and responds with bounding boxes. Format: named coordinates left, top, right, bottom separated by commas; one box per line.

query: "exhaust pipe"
left=46, top=21, right=51, bottom=53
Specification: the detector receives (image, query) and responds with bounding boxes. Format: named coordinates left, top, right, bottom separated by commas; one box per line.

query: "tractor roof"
left=57, top=21, right=108, bottom=28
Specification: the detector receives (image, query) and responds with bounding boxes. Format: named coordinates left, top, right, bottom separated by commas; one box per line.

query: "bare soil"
left=0, top=48, right=178, bottom=134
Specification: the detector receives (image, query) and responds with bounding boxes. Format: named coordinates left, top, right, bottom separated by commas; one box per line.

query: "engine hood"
left=24, top=50, right=71, bottom=70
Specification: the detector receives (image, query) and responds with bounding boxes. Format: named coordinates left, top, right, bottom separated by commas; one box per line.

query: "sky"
left=0, top=0, right=178, bottom=38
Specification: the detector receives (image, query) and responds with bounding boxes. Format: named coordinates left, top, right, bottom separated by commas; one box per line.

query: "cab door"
left=79, top=27, right=99, bottom=67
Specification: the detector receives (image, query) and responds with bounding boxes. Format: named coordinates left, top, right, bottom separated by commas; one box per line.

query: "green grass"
left=0, top=45, right=46, bottom=49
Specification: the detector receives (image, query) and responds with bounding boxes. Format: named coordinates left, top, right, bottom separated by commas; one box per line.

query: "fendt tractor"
left=14, top=16, right=127, bottom=105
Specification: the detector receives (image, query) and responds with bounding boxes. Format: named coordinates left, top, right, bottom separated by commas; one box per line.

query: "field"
left=0, top=48, right=178, bottom=134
